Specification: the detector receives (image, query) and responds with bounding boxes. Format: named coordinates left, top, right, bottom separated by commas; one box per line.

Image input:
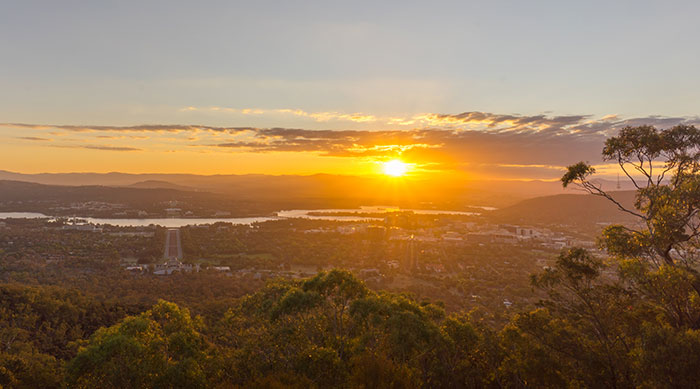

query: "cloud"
left=212, top=127, right=444, bottom=158
left=176, top=107, right=700, bottom=135
left=81, top=145, right=141, bottom=151
left=49, top=144, right=142, bottom=152
left=209, top=123, right=586, bottom=159
left=0, top=123, right=250, bottom=133
left=206, top=125, right=602, bottom=174
left=4, top=112, right=700, bottom=178
left=181, top=106, right=379, bottom=123
left=201, top=113, right=700, bottom=177
left=5, top=112, right=698, bottom=139
left=415, top=112, right=592, bottom=133
left=17, top=136, right=50, bottom=141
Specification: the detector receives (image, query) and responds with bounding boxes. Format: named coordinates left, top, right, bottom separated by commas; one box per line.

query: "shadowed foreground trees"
left=2, top=262, right=700, bottom=388
left=66, top=301, right=213, bottom=388
left=212, top=270, right=494, bottom=387
left=0, top=285, right=142, bottom=388
left=58, top=265, right=700, bottom=388
left=60, top=270, right=499, bottom=388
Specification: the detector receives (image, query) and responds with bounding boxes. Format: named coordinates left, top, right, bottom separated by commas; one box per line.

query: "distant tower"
left=617, top=173, right=621, bottom=190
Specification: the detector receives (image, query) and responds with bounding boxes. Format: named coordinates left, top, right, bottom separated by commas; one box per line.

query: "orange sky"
left=1, top=112, right=698, bottom=180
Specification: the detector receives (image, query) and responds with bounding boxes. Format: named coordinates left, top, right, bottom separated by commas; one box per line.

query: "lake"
left=0, top=212, right=275, bottom=227
left=277, top=206, right=482, bottom=221
left=0, top=206, right=487, bottom=227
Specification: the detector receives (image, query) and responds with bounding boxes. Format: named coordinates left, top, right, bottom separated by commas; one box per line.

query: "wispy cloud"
left=4, top=112, right=698, bottom=137
left=181, top=106, right=379, bottom=123
left=176, top=107, right=700, bottom=134
left=208, top=126, right=604, bottom=168
left=4, top=112, right=699, bottom=178
left=49, top=144, right=142, bottom=152
left=17, top=136, right=50, bottom=141
left=204, top=113, right=700, bottom=158
left=82, top=145, right=141, bottom=152
left=0, top=123, right=250, bottom=133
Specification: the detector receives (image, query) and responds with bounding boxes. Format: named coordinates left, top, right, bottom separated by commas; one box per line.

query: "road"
left=164, top=228, right=183, bottom=259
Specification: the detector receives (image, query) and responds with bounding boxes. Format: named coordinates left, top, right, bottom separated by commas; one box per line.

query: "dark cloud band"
left=3, top=113, right=700, bottom=169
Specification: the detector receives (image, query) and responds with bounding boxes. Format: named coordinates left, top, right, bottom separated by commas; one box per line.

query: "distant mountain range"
left=0, top=170, right=637, bottom=209
left=0, top=179, right=237, bottom=217
left=0, top=180, right=201, bottom=204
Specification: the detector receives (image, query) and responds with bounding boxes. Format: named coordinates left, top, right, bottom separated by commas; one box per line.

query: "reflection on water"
left=0, top=212, right=275, bottom=227
left=0, top=206, right=490, bottom=227
left=276, top=206, right=482, bottom=221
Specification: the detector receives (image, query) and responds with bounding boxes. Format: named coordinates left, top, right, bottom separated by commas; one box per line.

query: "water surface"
left=0, top=205, right=486, bottom=227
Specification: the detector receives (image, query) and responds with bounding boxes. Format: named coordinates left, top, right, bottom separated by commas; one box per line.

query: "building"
left=62, top=223, right=102, bottom=232
left=165, top=208, right=182, bottom=217
left=153, top=259, right=198, bottom=275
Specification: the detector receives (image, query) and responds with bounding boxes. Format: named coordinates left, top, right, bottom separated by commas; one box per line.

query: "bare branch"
left=619, top=160, right=641, bottom=190
left=580, top=179, right=646, bottom=220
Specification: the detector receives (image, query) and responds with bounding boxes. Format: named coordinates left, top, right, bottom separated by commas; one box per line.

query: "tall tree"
left=562, top=124, right=700, bottom=328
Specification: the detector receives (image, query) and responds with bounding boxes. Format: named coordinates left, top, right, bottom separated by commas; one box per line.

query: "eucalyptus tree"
left=562, top=124, right=700, bottom=328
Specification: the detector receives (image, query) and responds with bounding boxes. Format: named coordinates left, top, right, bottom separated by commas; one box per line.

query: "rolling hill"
left=490, top=190, right=639, bottom=227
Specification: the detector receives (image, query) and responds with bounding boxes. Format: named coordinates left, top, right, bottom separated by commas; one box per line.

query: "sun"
left=382, top=159, right=409, bottom=177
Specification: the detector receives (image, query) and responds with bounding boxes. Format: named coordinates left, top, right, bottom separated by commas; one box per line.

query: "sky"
left=1, top=0, right=699, bottom=179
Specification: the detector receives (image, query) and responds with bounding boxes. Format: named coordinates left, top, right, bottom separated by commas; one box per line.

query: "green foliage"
left=1, top=259, right=699, bottom=388
left=66, top=300, right=212, bottom=389
left=499, top=309, right=571, bottom=388
left=504, top=123, right=700, bottom=387
left=0, top=283, right=141, bottom=388
left=599, top=225, right=649, bottom=258
left=210, top=270, right=499, bottom=387
left=566, top=125, right=700, bottom=267
left=532, top=247, right=604, bottom=289
left=602, top=125, right=665, bottom=161
left=561, top=124, right=700, bottom=326
left=561, top=161, right=596, bottom=188
left=617, top=262, right=700, bottom=328
left=633, top=324, right=700, bottom=388
left=513, top=249, right=639, bottom=388
left=0, top=350, right=62, bottom=389
left=348, top=351, right=416, bottom=388
left=602, top=124, right=700, bottom=167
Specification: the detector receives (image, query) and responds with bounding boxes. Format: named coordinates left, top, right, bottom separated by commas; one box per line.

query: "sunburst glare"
left=382, top=159, right=409, bottom=177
